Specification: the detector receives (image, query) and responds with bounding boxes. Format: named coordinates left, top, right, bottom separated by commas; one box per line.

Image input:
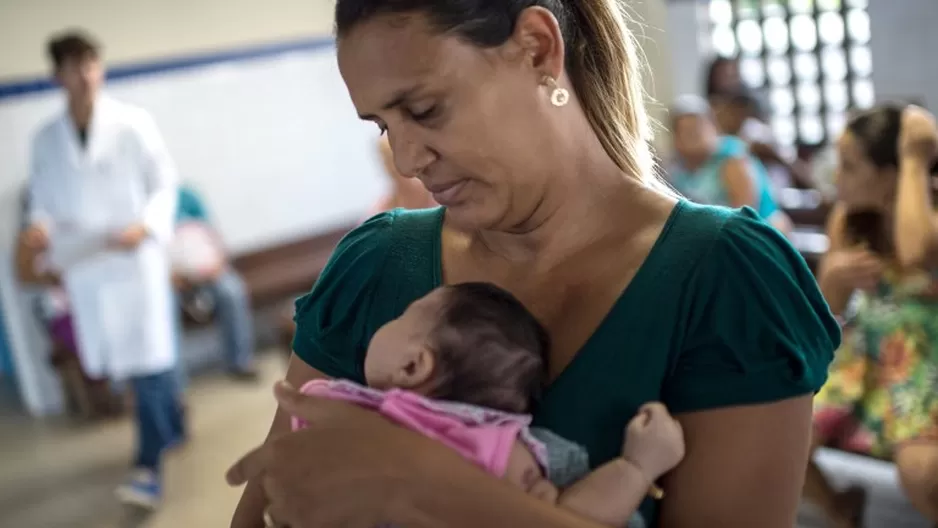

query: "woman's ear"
left=512, top=6, right=566, bottom=80
left=392, top=346, right=435, bottom=389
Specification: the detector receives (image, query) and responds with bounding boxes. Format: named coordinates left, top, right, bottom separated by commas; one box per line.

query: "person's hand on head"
left=822, top=247, right=884, bottom=293
left=23, top=223, right=50, bottom=250
left=899, top=106, right=938, bottom=164
left=113, top=223, right=149, bottom=250
left=226, top=381, right=433, bottom=528
left=622, top=402, right=685, bottom=482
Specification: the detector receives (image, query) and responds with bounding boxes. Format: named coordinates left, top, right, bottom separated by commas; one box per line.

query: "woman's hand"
left=819, top=248, right=884, bottom=293
left=900, top=106, right=938, bottom=163
left=226, top=381, right=415, bottom=528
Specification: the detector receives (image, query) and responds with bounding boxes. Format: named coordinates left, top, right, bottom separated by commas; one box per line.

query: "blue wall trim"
left=0, top=36, right=335, bottom=101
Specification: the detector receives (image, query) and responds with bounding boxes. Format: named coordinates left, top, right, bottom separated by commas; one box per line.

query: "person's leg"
left=207, top=268, right=256, bottom=376
left=171, top=291, right=189, bottom=394
left=894, top=443, right=938, bottom=522
left=117, top=370, right=183, bottom=509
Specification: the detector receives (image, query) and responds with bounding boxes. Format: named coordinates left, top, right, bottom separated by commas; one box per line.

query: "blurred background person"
left=705, top=57, right=816, bottom=192
left=668, top=95, right=792, bottom=236
left=24, top=30, right=183, bottom=509
left=807, top=105, right=938, bottom=527
left=14, top=187, right=120, bottom=419
left=172, top=183, right=258, bottom=381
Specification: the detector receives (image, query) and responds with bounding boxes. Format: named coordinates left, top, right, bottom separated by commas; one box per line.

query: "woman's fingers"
left=226, top=443, right=272, bottom=486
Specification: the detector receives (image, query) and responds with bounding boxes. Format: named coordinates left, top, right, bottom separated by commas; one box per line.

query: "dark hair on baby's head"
left=47, top=30, right=100, bottom=70
left=428, top=282, right=549, bottom=414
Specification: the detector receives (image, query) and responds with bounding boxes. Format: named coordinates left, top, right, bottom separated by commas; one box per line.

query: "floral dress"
left=814, top=266, right=938, bottom=458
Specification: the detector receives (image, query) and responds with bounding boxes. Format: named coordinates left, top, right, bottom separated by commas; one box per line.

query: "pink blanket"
left=293, top=379, right=548, bottom=477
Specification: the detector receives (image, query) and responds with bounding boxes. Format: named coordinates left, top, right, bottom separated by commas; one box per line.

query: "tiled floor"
left=0, top=354, right=285, bottom=528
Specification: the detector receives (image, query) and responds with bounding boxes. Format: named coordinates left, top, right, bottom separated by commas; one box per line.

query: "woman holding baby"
left=228, top=1, right=838, bottom=527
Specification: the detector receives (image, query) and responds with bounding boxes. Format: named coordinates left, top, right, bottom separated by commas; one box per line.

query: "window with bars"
left=708, top=0, right=874, bottom=147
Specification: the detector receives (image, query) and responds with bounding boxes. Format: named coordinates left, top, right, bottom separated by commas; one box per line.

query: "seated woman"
left=806, top=104, right=938, bottom=528
left=668, top=95, right=792, bottom=236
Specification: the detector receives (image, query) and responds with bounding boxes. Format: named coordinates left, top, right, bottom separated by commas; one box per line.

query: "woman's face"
left=673, top=115, right=718, bottom=163
left=711, top=60, right=740, bottom=93
left=835, top=131, right=897, bottom=209
left=337, top=10, right=567, bottom=229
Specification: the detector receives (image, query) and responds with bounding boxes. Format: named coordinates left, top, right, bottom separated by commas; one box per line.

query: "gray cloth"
left=530, top=427, right=646, bottom=528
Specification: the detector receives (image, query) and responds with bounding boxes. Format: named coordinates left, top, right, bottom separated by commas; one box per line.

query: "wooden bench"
left=230, top=226, right=353, bottom=310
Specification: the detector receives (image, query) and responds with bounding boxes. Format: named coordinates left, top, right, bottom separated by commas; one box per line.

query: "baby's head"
left=364, top=282, right=549, bottom=414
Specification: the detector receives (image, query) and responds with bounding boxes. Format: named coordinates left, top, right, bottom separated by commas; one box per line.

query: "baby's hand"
left=622, top=403, right=685, bottom=482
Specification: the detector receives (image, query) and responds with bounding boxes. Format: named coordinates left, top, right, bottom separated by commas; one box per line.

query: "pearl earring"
left=542, top=76, right=569, bottom=107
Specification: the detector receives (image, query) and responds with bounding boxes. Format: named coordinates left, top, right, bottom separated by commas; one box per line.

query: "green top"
left=292, top=201, right=839, bottom=524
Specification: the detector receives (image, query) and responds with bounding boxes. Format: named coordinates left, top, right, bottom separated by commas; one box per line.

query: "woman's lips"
left=428, top=180, right=468, bottom=205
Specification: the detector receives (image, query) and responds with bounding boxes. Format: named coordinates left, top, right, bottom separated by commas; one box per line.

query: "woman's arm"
left=14, top=230, right=58, bottom=286
left=720, top=158, right=757, bottom=209
left=816, top=204, right=853, bottom=315
left=229, top=382, right=607, bottom=528
left=658, top=396, right=813, bottom=528
left=894, top=106, right=938, bottom=268
left=229, top=354, right=327, bottom=528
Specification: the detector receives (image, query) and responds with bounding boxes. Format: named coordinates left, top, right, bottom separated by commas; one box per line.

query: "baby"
left=292, top=282, right=685, bottom=527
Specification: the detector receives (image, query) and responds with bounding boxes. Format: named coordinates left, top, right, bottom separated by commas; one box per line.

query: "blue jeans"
left=131, top=369, right=185, bottom=472
left=207, top=269, right=255, bottom=372
left=174, top=268, right=255, bottom=391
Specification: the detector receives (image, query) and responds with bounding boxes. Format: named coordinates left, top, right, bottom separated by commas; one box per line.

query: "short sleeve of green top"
left=292, top=203, right=839, bottom=523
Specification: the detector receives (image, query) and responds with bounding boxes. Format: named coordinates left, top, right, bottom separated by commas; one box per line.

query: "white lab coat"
left=28, top=95, right=179, bottom=380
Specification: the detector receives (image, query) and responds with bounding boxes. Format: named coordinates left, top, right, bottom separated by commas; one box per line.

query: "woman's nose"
left=389, top=132, right=435, bottom=179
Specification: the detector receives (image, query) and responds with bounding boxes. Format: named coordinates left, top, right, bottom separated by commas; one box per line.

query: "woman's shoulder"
left=670, top=202, right=821, bottom=299
left=291, top=207, right=444, bottom=380
left=659, top=202, right=840, bottom=413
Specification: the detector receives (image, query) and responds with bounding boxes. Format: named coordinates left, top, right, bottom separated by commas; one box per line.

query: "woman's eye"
left=377, top=123, right=388, bottom=136
left=410, top=105, right=438, bottom=121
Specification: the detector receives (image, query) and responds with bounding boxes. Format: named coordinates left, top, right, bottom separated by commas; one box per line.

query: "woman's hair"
left=704, top=56, right=738, bottom=98
left=845, top=105, right=904, bottom=170
left=427, top=282, right=550, bottom=414
left=334, top=0, right=658, bottom=187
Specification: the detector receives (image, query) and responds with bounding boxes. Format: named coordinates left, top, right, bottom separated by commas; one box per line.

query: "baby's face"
left=504, top=441, right=558, bottom=504
left=364, top=288, right=447, bottom=390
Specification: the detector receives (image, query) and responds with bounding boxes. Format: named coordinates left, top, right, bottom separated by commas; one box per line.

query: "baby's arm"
left=557, top=403, right=683, bottom=527
left=556, top=458, right=650, bottom=527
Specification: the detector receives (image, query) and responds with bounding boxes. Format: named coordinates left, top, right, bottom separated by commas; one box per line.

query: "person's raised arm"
left=229, top=354, right=328, bottom=528
left=894, top=107, right=938, bottom=269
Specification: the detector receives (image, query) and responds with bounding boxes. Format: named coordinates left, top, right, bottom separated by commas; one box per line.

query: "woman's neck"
left=474, top=157, right=658, bottom=264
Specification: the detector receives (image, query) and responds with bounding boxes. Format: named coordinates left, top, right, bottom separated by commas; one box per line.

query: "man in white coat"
left=23, top=31, right=184, bottom=509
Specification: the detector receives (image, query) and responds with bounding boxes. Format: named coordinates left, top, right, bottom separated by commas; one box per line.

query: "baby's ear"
left=395, top=346, right=435, bottom=389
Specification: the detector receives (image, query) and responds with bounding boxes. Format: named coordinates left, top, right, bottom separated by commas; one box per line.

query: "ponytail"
left=565, top=0, right=663, bottom=188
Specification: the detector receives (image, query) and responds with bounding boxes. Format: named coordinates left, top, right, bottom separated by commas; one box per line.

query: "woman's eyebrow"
left=358, top=86, right=423, bottom=120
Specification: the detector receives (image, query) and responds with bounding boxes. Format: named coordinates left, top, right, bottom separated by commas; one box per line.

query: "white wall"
left=867, top=0, right=938, bottom=109
left=0, top=0, right=336, bottom=80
